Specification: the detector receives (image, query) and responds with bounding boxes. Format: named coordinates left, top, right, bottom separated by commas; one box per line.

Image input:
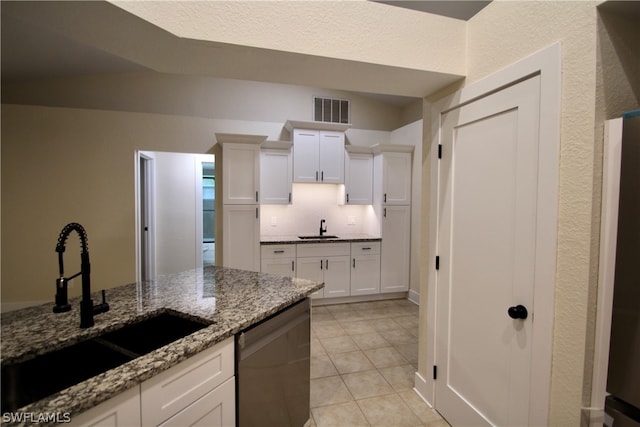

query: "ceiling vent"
left=314, top=97, right=350, bottom=124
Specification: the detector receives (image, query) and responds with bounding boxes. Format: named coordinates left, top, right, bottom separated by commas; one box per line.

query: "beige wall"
left=415, top=1, right=639, bottom=425
left=2, top=73, right=416, bottom=132
left=467, top=3, right=598, bottom=425
left=1, top=106, right=217, bottom=307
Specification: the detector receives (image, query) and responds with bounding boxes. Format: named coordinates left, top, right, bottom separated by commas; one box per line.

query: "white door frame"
left=135, top=150, right=157, bottom=282
left=417, top=42, right=561, bottom=426
left=588, top=118, right=622, bottom=425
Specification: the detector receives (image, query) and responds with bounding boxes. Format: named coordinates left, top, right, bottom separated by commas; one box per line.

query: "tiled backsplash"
left=260, top=183, right=379, bottom=236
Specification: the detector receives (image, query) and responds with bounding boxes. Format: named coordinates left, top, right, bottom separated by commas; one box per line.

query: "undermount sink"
left=1, top=311, right=208, bottom=412
left=298, top=235, right=339, bottom=240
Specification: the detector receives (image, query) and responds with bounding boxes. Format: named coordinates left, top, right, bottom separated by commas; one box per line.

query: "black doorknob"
left=508, top=305, right=528, bottom=320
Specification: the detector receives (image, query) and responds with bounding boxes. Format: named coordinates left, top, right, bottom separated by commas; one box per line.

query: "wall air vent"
left=314, top=97, right=350, bottom=124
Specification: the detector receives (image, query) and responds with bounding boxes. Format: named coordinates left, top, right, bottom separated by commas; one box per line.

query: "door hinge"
left=438, top=144, right=442, bottom=159
left=433, top=365, right=438, bottom=380
left=435, top=256, right=440, bottom=270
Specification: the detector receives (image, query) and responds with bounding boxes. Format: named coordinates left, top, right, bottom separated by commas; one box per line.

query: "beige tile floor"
left=309, top=299, right=450, bottom=427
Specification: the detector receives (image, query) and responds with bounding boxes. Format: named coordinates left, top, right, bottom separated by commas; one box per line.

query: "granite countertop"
left=261, top=233, right=381, bottom=244
left=0, top=266, right=323, bottom=424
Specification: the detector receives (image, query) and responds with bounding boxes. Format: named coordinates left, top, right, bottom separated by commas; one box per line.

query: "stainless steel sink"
left=1, top=311, right=208, bottom=412
left=298, top=235, right=339, bottom=240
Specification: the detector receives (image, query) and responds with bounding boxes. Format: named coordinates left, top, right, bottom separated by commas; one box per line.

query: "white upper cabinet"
left=292, top=130, right=319, bottom=183
left=218, top=134, right=265, bottom=205
left=318, top=131, right=345, bottom=183
left=260, top=142, right=293, bottom=204
left=344, top=147, right=373, bottom=205
left=373, top=145, right=413, bottom=206
left=287, top=120, right=350, bottom=184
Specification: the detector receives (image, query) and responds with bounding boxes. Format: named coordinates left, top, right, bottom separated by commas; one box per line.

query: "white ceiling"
left=1, top=1, right=483, bottom=106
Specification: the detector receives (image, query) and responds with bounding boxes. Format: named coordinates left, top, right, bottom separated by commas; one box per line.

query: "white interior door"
left=435, top=75, right=541, bottom=426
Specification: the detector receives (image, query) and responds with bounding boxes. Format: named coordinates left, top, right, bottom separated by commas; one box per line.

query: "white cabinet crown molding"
left=261, top=140, right=292, bottom=149
left=345, top=145, right=374, bottom=154
left=285, top=120, right=351, bottom=133
left=371, top=143, right=414, bottom=154
left=215, top=132, right=268, bottom=145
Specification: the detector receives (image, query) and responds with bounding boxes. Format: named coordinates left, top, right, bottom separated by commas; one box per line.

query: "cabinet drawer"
left=158, top=377, right=235, bottom=427
left=351, top=241, right=380, bottom=255
left=296, top=242, right=350, bottom=258
left=261, top=244, right=296, bottom=259
left=141, top=337, right=234, bottom=426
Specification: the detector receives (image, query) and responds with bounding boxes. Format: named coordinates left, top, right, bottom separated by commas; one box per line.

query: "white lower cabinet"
left=157, top=377, right=235, bottom=427
left=380, top=205, right=411, bottom=293
left=350, top=242, right=381, bottom=296
left=141, top=337, right=235, bottom=426
left=69, top=385, right=140, bottom=427
left=260, top=244, right=296, bottom=277
left=296, top=243, right=350, bottom=299
left=71, top=338, right=235, bottom=427
left=222, top=205, right=260, bottom=271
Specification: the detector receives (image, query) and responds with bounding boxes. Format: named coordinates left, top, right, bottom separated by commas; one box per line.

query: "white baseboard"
left=414, top=371, right=433, bottom=408
left=1, top=300, right=47, bottom=313
left=408, top=289, right=420, bottom=305
left=311, top=292, right=408, bottom=306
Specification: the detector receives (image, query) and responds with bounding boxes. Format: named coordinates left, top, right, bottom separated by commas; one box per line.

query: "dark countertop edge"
left=261, top=236, right=382, bottom=245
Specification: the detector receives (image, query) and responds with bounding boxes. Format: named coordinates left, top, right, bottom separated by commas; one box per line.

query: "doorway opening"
left=136, top=151, right=156, bottom=282
left=202, top=161, right=215, bottom=267
left=136, top=151, right=216, bottom=279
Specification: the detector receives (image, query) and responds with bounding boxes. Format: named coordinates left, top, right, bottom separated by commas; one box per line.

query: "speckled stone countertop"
left=0, top=266, right=323, bottom=425
left=261, top=233, right=381, bottom=244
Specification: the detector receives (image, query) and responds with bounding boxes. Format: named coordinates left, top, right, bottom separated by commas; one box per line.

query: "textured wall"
left=465, top=1, right=599, bottom=425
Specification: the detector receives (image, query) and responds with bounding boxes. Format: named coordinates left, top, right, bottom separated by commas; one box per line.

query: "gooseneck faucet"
left=319, top=219, right=327, bottom=236
left=54, top=222, right=109, bottom=328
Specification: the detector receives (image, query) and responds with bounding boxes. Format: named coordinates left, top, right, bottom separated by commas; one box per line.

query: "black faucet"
left=54, top=222, right=109, bottom=328
left=319, top=219, right=327, bottom=236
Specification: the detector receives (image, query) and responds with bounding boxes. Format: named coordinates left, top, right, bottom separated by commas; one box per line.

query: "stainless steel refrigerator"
left=605, top=111, right=640, bottom=427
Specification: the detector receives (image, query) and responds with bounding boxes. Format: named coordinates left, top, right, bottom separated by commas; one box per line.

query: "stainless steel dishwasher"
left=236, top=298, right=311, bottom=427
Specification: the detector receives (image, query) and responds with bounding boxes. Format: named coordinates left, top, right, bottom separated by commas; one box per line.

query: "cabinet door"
left=297, top=256, right=324, bottom=298
left=293, top=130, right=320, bottom=183
left=351, top=254, right=381, bottom=296
left=381, top=205, right=411, bottom=293
left=323, top=256, right=350, bottom=298
left=142, top=338, right=234, bottom=426
left=345, top=152, right=373, bottom=204
left=69, top=386, right=140, bottom=427
left=158, top=377, right=235, bottom=427
left=261, top=257, right=296, bottom=277
left=222, top=143, right=260, bottom=204
left=319, top=131, right=345, bottom=183
left=261, top=148, right=292, bottom=204
left=222, top=205, right=260, bottom=271
left=382, top=152, right=412, bottom=205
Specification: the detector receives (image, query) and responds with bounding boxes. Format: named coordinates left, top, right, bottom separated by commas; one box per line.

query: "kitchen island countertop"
left=0, top=266, right=323, bottom=424
left=261, top=233, right=381, bottom=244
